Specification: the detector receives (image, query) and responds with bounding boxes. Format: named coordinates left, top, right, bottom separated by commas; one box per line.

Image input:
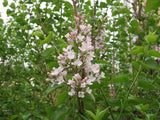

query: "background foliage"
left=0, top=0, right=160, bottom=120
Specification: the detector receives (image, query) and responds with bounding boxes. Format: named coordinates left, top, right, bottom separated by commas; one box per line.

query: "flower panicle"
left=46, top=14, right=105, bottom=98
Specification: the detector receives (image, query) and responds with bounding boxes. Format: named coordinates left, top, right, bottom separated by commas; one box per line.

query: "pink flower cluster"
left=46, top=14, right=105, bottom=98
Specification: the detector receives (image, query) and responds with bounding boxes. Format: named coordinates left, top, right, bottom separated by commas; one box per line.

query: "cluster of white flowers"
left=46, top=14, right=105, bottom=98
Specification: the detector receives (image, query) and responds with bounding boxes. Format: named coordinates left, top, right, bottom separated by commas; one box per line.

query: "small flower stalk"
left=46, top=13, right=105, bottom=99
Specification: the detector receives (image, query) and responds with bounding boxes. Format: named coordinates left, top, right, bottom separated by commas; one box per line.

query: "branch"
left=72, top=0, right=77, bottom=16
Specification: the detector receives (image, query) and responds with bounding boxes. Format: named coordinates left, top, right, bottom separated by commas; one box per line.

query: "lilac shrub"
left=46, top=13, right=105, bottom=98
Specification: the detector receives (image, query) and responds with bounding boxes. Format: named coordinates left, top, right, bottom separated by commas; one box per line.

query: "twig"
left=72, top=0, right=77, bottom=16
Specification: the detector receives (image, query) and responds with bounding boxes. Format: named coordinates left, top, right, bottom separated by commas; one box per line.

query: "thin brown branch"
left=72, top=0, right=77, bottom=16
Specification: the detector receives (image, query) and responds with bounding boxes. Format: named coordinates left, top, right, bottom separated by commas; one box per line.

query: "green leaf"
left=52, top=107, right=68, bottom=120
left=149, top=49, right=160, bottom=58
left=110, top=74, right=129, bottom=83
left=145, top=0, right=160, bottom=12
left=42, top=47, right=55, bottom=57
left=11, top=115, right=18, bottom=120
left=135, top=104, right=149, bottom=112
left=89, top=93, right=95, bottom=103
left=145, top=32, right=157, bottom=43
left=141, top=104, right=149, bottom=112
left=46, top=106, right=57, bottom=118
left=3, top=0, right=8, bottom=7
left=84, top=92, right=95, bottom=103
left=128, top=19, right=140, bottom=34
left=132, top=61, right=141, bottom=70
left=40, top=32, right=54, bottom=46
left=147, top=35, right=157, bottom=43
left=128, top=95, right=148, bottom=104
left=96, top=108, right=108, bottom=120
left=6, top=9, right=14, bottom=16
left=130, top=46, right=144, bottom=55
left=79, top=114, right=89, bottom=120
left=22, top=112, right=31, bottom=120
left=146, top=114, right=157, bottom=120
left=130, top=19, right=139, bottom=27
left=86, top=108, right=108, bottom=120
left=0, top=19, right=4, bottom=27
left=10, top=3, right=16, bottom=9
left=32, top=29, right=43, bottom=38
left=143, top=58, right=160, bottom=70
left=85, top=0, right=91, bottom=6
left=64, top=1, right=73, bottom=8
left=56, top=91, right=68, bottom=105
left=45, top=84, right=59, bottom=96
left=86, top=110, right=96, bottom=120
left=100, top=2, right=107, bottom=8
left=138, top=80, right=156, bottom=90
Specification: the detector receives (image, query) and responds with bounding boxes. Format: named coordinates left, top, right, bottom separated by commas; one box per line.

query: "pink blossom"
left=67, top=39, right=71, bottom=42
left=92, top=64, right=100, bottom=73
left=68, top=89, right=76, bottom=96
left=79, top=41, right=93, bottom=52
left=57, top=76, right=64, bottom=84
left=81, top=82, right=86, bottom=88
left=62, top=71, right=67, bottom=77
left=80, top=25, right=86, bottom=31
left=58, top=54, right=64, bottom=60
left=86, top=87, right=92, bottom=94
left=50, top=67, right=63, bottom=76
left=74, top=73, right=81, bottom=80
left=52, top=67, right=56, bottom=71
left=78, top=91, right=85, bottom=98
left=63, top=45, right=72, bottom=52
left=71, top=32, right=74, bottom=36
left=81, top=14, right=85, bottom=19
left=86, top=36, right=91, bottom=42
left=87, top=75, right=96, bottom=83
left=58, top=61, right=61, bottom=64
left=67, top=79, right=76, bottom=88
left=72, top=59, right=82, bottom=66
left=46, top=78, right=50, bottom=82
left=74, top=16, right=79, bottom=22
left=67, top=50, right=75, bottom=60
left=68, top=26, right=72, bottom=30
left=100, top=72, right=105, bottom=78
left=73, top=30, right=78, bottom=35
left=77, top=34, right=84, bottom=42
left=86, top=24, right=92, bottom=29
left=64, top=53, right=68, bottom=56
left=65, top=33, right=70, bottom=39
left=81, top=20, right=84, bottom=24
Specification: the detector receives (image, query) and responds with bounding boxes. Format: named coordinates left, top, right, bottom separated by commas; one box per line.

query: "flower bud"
left=81, top=15, right=85, bottom=19
left=65, top=33, right=70, bottom=38
left=68, top=26, right=72, bottom=30
left=58, top=61, right=61, bottom=64
left=74, top=73, right=81, bottom=80
left=58, top=54, right=64, bottom=60
left=71, top=32, right=74, bottom=36
left=81, top=19, right=84, bottom=24
left=46, top=78, right=50, bottom=82
left=52, top=67, right=56, bottom=71
left=67, top=39, right=71, bottom=42
left=64, top=53, right=68, bottom=56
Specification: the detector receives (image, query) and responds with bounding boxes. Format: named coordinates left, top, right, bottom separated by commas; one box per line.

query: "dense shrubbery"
left=0, top=0, right=160, bottom=120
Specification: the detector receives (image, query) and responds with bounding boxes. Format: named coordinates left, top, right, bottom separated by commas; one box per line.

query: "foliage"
left=0, top=0, right=160, bottom=120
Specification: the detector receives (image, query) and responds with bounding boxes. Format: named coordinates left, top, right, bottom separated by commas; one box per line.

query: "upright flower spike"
left=46, top=14, right=105, bottom=98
